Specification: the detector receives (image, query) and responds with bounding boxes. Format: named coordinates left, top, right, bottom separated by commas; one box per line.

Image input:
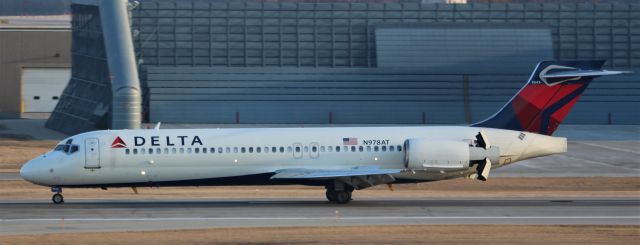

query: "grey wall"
left=132, top=2, right=640, bottom=70
left=146, top=66, right=640, bottom=125
left=375, top=24, right=553, bottom=74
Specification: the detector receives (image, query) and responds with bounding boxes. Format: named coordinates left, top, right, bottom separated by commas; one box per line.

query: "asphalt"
left=0, top=197, right=638, bottom=235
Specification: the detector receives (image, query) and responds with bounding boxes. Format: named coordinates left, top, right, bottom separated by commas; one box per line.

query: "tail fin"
left=472, top=60, right=628, bottom=135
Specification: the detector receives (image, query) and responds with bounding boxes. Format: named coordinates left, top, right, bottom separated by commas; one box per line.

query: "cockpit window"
left=55, top=139, right=79, bottom=155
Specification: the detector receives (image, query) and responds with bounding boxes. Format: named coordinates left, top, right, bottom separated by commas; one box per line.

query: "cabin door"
left=84, top=138, right=101, bottom=169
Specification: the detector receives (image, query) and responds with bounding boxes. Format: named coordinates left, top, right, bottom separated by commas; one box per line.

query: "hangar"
left=0, top=24, right=71, bottom=118
left=47, top=0, right=640, bottom=134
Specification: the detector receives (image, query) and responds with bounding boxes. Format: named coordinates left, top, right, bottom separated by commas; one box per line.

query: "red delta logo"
left=111, top=137, right=127, bottom=148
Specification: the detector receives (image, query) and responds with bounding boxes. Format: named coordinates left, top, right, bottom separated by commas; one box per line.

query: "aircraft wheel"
left=52, top=193, right=64, bottom=204
left=325, top=190, right=337, bottom=202
left=334, top=190, right=351, bottom=204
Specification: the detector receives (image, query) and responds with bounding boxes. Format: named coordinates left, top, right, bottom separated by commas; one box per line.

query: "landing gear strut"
left=325, top=185, right=353, bottom=204
left=51, top=187, right=64, bottom=204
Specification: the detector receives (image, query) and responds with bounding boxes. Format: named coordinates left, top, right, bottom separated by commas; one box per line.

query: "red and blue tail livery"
left=473, top=60, right=628, bottom=135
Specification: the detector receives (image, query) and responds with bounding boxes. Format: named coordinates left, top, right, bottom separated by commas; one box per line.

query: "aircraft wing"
left=270, top=166, right=404, bottom=179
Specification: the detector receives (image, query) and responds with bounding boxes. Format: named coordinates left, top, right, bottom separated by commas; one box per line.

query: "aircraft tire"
left=52, top=193, right=64, bottom=204
left=334, top=191, right=351, bottom=204
left=326, top=190, right=337, bottom=202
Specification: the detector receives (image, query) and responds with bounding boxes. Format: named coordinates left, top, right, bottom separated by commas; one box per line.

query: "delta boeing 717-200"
left=21, top=60, right=627, bottom=204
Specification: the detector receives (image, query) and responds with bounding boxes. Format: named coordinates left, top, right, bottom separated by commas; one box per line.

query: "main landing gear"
left=325, top=186, right=353, bottom=204
left=51, top=186, right=64, bottom=204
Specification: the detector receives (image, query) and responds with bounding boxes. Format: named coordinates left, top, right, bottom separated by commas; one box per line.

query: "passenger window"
left=287, top=146, right=292, bottom=153
left=249, top=147, right=253, bottom=153
left=312, top=146, right=317, bottom=152
left=374, top=146, right=379, bottom=152
left=172, top=148, right=177, bottom=154
left=327, top=146, right=332, bottom=152
left=125, top=149, right=130, bottom=155
left=133, top=149, right=138, bottom=154
left=241, top=147, right=246, bottom=153
left=218, top=147, right=223, bottom=153
left=272, top=147, right=277, bottom=153
left=390, top=146, right=395, bottom=152
left=202, top=148, right=207, bottom=154
left=320, top=146, right=325, bottom=152
left=381, top=146, right=387, bottom=152
left=366, top=146, right=371, bottom=152
left=195, top=148, right=200, bottom=154
left=210, top=147, right=216, bottom=153
left=187, top=148, right=193, bottom=154
left=264, top=147, right=269, bottom=153
left=335, top=146, right=340, bottom=152
left=226, top=147, right=230, bottom=153
left=141, top=148, right=146, bottom=155
left=295, top=146, right=301, bottom=153
left=156, top=148, right=161, bottom=154
left=148, top=148, right=153, bottom=155
left=351, top=146, right=356, bottom=152
left=164, top=148, right=169, bottom=154
left=397, top=145, right=402, bottom=151
left=233, top=147, right=238, bottom=153
left=179, top=148, right=184, bottom=154
left=359, top=146, right=364, bottom=152
left=257, top=147, right=261, bottom=153
left=304, top=146, right=309, bottom=152
left=343, top=146, right=348, bottom=152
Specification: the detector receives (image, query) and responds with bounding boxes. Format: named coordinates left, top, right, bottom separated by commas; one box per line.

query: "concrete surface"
left=0, top=197, right=638, bottom=235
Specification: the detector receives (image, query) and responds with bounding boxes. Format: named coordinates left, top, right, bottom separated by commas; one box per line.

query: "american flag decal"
left=343, top=137, right=358, bottom=145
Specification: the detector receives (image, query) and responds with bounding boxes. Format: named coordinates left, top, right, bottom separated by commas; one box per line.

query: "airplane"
left=20, top=60, right=627, bottom=204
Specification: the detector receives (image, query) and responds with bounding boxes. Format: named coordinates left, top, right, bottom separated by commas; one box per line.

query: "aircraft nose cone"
left=20, top=162, right=34, bottom=182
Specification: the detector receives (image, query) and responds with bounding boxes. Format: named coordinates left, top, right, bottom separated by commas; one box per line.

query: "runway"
left=1, top=197, right=638, bottom=235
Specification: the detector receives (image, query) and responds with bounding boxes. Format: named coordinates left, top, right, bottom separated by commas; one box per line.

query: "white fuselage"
left=20, top=126, right=566, bottom=187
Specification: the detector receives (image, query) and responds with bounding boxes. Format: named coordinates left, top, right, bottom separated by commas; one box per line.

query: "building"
left=47, top=0, right=640, bottom=134
left=0, top=21, right=71, bottom=118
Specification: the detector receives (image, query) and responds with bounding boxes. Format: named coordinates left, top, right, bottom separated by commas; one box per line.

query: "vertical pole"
left=100, top=0, right=141, bottom=129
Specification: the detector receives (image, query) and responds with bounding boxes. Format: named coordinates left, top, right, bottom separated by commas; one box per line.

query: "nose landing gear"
left=51, top=186, right=64, bottom=204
